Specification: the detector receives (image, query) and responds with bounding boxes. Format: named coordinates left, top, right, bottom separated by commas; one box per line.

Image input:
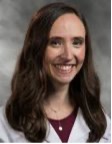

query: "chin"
left=53, top=76, right=75, bottom=85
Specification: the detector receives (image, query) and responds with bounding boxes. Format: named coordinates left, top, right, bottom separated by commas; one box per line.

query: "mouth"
left=53, top=64, right=76, bottom=74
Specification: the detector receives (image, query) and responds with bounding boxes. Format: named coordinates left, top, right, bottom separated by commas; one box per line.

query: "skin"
left=43, top=13, right=86, bottom=119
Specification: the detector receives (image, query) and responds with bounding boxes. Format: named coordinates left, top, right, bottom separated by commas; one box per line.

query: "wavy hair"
left=6, top=2, right=106, bottom=142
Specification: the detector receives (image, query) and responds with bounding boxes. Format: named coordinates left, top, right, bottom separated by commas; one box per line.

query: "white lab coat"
left=0, top=106, right=111, bottom=143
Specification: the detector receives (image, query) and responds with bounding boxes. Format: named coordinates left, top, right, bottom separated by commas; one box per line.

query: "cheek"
left=44, top=47, right=59, bottom=64
left=77, top=47, right=85, bottom=62
left=44, top=53, right=54, bottom=65
left=44, top=49, right=57, bottom=72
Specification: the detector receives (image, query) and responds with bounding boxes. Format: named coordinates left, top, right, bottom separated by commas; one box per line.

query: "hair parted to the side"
left=6, top=2, right=106, bottom=142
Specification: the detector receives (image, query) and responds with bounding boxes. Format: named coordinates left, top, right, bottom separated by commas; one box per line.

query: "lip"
left=53, top=64, right=76, bottom=75
left=54, top=64, right=76, bottom=66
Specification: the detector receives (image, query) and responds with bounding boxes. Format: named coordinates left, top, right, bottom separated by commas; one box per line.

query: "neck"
left=46, top=83, right=71, bottom=109
left=44, top=83, right=75, bottom=120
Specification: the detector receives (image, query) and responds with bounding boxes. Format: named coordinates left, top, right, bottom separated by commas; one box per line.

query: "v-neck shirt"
left=48, top=107, right=78, bottom=142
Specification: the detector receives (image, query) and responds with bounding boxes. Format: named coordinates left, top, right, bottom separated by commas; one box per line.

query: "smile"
left=54, top=64, right=75, bottom=74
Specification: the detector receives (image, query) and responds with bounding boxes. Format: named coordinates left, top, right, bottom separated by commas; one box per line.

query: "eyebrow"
left=49, top=36, right=85, bottom=41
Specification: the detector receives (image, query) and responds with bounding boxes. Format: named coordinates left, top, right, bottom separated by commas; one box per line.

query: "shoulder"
left=77, top=109, right=111, bottom=143
left=0, top=106, right=9, bottom=142
left=99, top=113, right=111, bottom=143
left=0, top=106, right=28, bottom=142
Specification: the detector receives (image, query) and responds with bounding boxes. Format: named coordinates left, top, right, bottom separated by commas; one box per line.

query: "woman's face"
left=44, top=13, right=86, bottom=85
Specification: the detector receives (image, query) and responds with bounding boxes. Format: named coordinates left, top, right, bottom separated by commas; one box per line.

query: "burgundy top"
left=48, top=108, right=78, bottom=142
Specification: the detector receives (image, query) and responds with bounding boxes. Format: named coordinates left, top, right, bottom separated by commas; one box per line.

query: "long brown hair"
left=6, top=2, right=106, bottom=142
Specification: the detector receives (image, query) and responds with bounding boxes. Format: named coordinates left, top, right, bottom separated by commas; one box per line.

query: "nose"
left=60, top=43, right=73, bottom=60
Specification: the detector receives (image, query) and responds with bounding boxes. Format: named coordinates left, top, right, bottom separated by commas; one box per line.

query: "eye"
left=72, top=38, right=84, bottom=48
left=48, top=38, right=62, bottom=48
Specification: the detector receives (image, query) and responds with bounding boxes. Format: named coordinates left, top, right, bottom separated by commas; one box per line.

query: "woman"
left=0, top=2, right=111, bottom=143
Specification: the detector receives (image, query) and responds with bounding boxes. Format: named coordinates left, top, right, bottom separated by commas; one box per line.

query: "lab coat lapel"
left=68, top=108, right=90, bottom=142
left=45, top=122, right=62, bottom=143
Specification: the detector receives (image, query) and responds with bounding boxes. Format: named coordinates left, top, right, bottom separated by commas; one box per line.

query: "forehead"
left=49, top=13, right=86, bottom=38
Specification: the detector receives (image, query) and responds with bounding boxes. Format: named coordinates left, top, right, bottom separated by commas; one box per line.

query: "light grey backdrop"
left=0, top=0, right=111, bottom=117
